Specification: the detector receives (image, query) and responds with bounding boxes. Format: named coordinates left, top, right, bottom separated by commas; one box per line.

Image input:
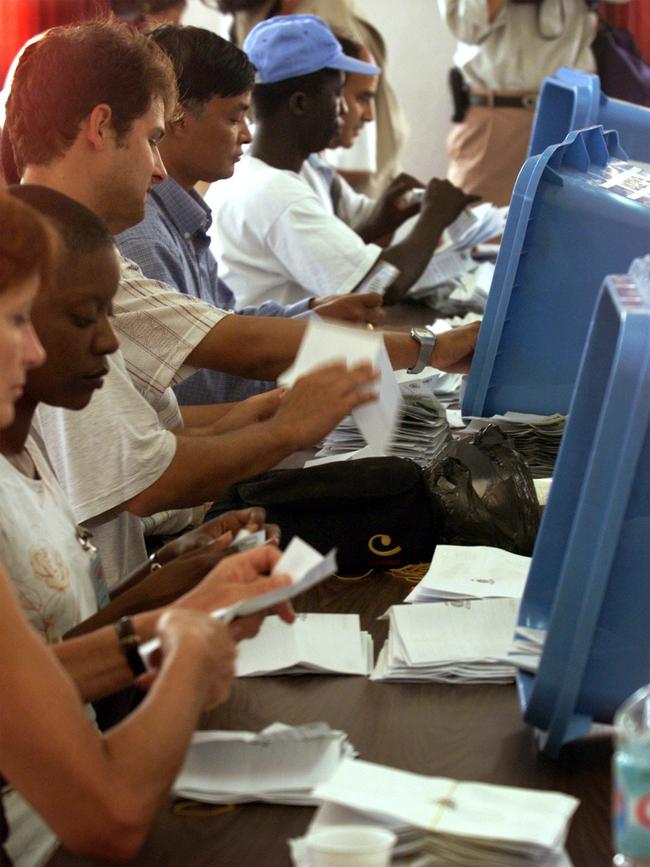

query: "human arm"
left=378, top=178, right=478, bottom=305
left=354, top=173, right=425, bottom=244
left=61, top=546, right=292, bottom=699
left=0, top=564, right=235, bottom=861
left=124, top=361, right=379, bottom=515
left=188, top=309, right=478, bottom=382
left=178, top=390, right=284, bottom=434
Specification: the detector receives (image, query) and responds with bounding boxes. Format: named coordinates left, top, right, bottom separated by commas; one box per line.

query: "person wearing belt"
left=438, top=0, right=631, bottom=207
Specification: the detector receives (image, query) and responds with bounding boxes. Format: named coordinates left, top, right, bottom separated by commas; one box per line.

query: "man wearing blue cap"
left=210, top=15, right=475, bottom=310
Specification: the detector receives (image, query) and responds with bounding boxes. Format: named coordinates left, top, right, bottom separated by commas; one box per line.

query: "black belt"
left=469, top=92, right=537, bottom=110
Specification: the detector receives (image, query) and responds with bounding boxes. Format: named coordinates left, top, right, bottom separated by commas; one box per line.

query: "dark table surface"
left=49, top=570, right=612, bottom=867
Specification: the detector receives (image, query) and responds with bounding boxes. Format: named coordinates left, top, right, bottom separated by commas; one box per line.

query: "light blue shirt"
left=115, top=177, right=312, bottom=405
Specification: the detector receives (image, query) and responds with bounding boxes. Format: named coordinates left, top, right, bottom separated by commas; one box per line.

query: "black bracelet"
left=114, top=616, right=146, bottom=677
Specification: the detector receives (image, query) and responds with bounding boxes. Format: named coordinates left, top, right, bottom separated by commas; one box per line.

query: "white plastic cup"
left=305, top=825, right=396, bottom=867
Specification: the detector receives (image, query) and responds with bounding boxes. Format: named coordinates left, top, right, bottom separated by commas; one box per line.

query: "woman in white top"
left=0, top=189, right=293, bottom=865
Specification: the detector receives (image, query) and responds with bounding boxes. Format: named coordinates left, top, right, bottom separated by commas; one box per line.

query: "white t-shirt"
left=0, top=436, right=101, bottom=867
left=208, top=155, right=382, bottom=308
left=33, top=351, right=177, bottom=586
left=301, top=154, right=376, bottom=232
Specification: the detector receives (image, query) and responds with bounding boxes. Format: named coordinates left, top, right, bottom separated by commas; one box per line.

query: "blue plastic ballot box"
left=529, top=67, right=650, bottom=163
left=516, top=258, right=650, bottom=757
left=462, top=125, right=650, bottom=419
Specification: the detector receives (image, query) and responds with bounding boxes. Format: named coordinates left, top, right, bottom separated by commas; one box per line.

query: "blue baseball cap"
left=244, top=15, right=381, bottom=85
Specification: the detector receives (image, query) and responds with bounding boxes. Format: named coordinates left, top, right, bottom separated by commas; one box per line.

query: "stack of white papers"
left=290, top=758, right=577, bottom=867
left=237, top=613, right=373, bottom=677
left=465, top=412, right=566, bottom=478
left=504, top=625, right=547, bottom=674
left=313, top=380, right=451, bottom=468
left=405, top=545, right=531, bottom=604
left=278, top=319, right=401, bottom=455
left=174, top=723, right=356, bottom=806
left=371, top=599, right=519, bottom=684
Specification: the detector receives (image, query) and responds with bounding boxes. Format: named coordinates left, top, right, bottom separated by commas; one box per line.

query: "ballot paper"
left=291, top=801, right=575, bottom=867
left=289, top=758, right=578, bottom=867
left=313, top=382, right=451, bottom=468
left=278, top=319, right=401, bottom=455
left=138, top=537, right=337, bottom=669
left=371, top=599, right=519, bottom=684
left=236, top=613, right=373, bottom=677
left=173, top=723, right=356, bottom=806
left=502, top=625, right=547, bottom=674
left=405, top=545, right=531, bottom=604
left=443, top=202, right=508, bottom=252
left=464, top=412, right=566, bottom=478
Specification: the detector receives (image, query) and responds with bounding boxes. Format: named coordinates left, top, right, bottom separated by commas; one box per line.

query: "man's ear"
left=288, top=91, right=308, bottom=116
left=84, top=104, right=115, bottom=152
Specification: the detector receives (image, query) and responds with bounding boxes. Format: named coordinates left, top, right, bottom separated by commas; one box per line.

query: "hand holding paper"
left=139, top=538, right=338, bottom=670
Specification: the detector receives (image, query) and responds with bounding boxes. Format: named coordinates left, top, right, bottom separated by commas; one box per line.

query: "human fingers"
left=210, top=545, right=284, bottom=583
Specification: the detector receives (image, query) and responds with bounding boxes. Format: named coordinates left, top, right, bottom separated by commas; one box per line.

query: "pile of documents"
left=174, top=723, right=355, bottom=806
left=405, top=544, right=531, bottom=604
left=465, top=412, right=566, bottom=478
left=314, top=383, right=451, bottom=467
left=371, top=599, right=519, bottom=684
left=504, top=625, right=547, bottom=674
left=290, top=758, right=578, bottom=867
left=401, top=203, right=507, bottom=310
left=237, top=613, right=373, bottom=677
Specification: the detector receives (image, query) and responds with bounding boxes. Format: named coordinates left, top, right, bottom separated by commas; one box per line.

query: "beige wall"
left=183, top=0, right=456, bottom=179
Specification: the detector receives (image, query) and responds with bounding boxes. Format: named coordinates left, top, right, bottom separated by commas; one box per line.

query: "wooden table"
left=49, top=571, right=612, bottom=867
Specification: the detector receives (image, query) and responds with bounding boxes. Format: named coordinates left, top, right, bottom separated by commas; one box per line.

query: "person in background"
left=214, top=0, right=407, bottom=196
left=302, top=31, right=424, bottom=249
left=438, top=0, right=631, bottom=206
left=112, top=0, right=188, bottom=28
left=116, top=24, right=385, bottom=407
left=209, top=15, right=476, bottom=309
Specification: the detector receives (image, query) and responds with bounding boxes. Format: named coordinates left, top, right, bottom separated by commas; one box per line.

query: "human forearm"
left=57, top=611, right=159, bottom=701
left=125, top=416, right=296, bottom=515
left=487, top=0, right=505, bottom=23
left=179, top=403, right=235, bottom=430
left=186, top=315, right=307, bottom=381
left=379, top=210, right=448, bottom=304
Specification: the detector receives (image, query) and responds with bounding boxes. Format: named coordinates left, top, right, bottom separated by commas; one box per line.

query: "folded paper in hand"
left=278, top=319, right=401, bottom=455
left=138, top=537, right=337, bottom=669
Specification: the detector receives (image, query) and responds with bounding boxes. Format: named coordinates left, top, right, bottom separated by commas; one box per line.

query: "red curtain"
left=1, top=0, right=108, bottom=83
left=600, top=0, right=650, bottom=63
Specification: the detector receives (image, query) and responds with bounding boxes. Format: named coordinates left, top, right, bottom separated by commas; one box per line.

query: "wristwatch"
left=407, top=327, right=436, bottom=374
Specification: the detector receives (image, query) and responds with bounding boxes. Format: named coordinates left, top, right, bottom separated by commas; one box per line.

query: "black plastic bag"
left=429, top=426, right=540, bottom=555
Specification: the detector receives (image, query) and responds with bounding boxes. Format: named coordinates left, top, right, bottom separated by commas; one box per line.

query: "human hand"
left=156, top=507, right=281, bottom=565
left=207, top=390, right=286, bottom=435
left=154, top=608, right=237, bottom=711
left=430, top=321, right=480, bottom=373
left=421, top=177, right=479, bottom=230
left=176, top=545, right=295, bottom=642
left=272, top=361, right=379, bottom=451
left=311, top=292, right=385, bottom=327
left=363, top=172, right=425, bottom=239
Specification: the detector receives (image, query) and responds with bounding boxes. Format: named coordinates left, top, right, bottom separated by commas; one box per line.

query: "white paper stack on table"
left=504, top=625, right=547, bottom=674
left=290, top=758, right=577, bottom=867
left=174, top=723, right=355, bottom=806
left=405, top=545, right=531, bottom=604
left=279, top=319, right=401, bottom=456
left=464, top=412, right=566, bottom=479
left=237, top=613, right=373, bottom=677
left=371, top=599, right=519, bottom=684
left=313, top=382, right=451, bottom=468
